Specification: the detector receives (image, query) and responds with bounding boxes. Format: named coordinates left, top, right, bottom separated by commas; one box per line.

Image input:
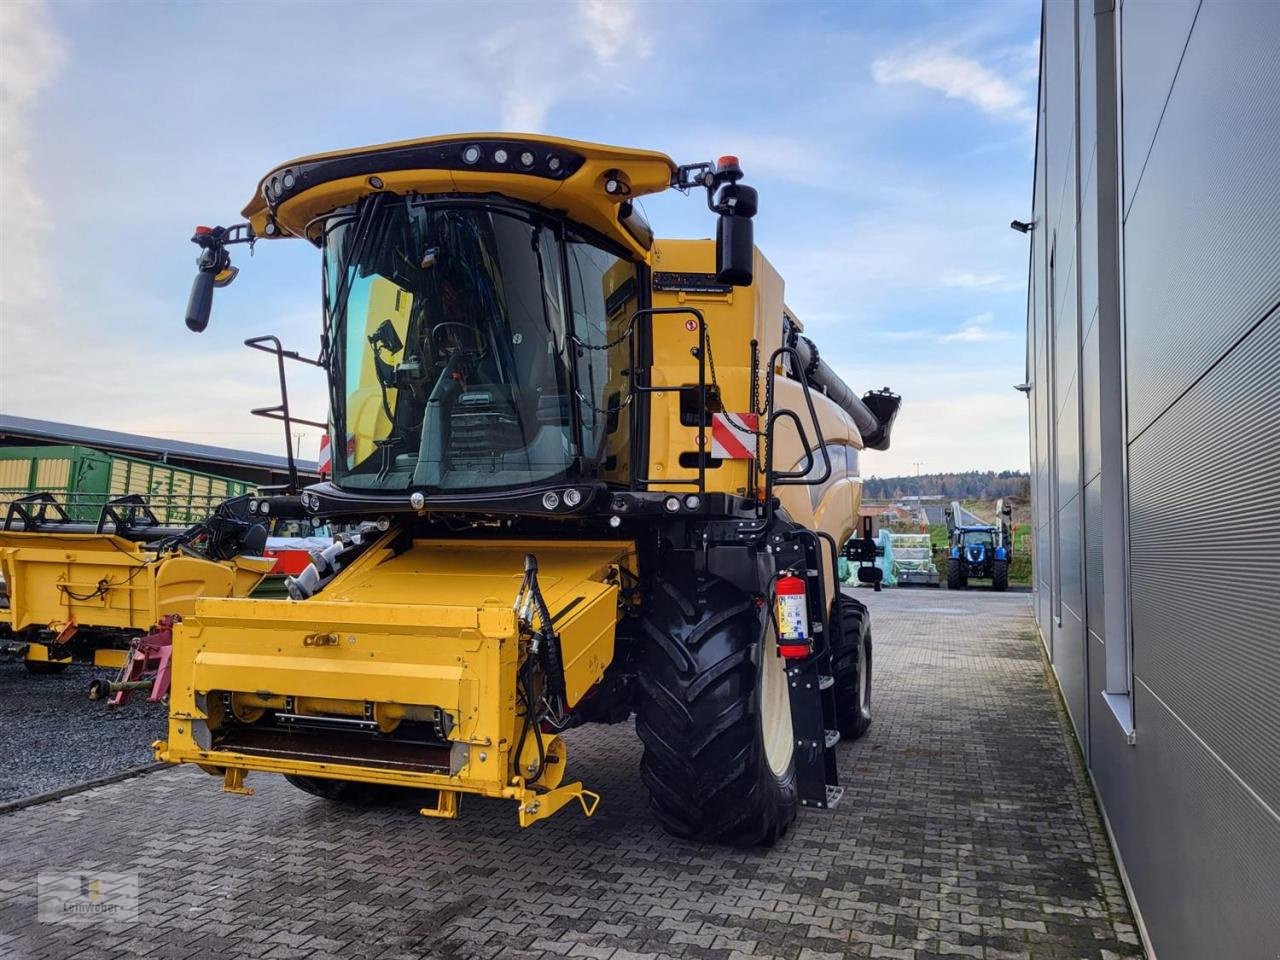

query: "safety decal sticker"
left=710, top=413, right=758, bottom=460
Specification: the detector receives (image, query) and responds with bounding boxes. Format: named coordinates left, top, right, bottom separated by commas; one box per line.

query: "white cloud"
left=940, top=269, right=1006, bottom=289
left=480, top=0, right=653, bottom=131
left=940, top=312, right=1012, bottom=343
left=871, top=46, right=1033, bottom=126
left=579, top=0, right=650, bottom=66
left=0, top=0, right=66, bottom=309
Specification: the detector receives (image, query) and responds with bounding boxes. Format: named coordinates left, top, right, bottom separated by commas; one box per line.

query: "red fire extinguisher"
left=775, top=574, right=811, bottom=659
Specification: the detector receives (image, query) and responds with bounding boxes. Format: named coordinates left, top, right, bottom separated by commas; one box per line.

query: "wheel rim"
left=759, top=626, right=795, bottom=777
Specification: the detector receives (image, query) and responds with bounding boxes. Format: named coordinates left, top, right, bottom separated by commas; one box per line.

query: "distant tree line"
left=863, top=470, right=1030, bottom=502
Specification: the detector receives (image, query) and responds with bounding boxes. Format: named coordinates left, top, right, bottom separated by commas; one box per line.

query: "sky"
left=0, top=0, right=1040, bottom=479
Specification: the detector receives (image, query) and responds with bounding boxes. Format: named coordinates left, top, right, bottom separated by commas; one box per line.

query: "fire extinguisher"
left=775, top=574, right=811, bottom=659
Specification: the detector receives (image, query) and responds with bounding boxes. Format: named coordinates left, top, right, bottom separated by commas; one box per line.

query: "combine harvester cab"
left=160, top=134, right=901, bottom=843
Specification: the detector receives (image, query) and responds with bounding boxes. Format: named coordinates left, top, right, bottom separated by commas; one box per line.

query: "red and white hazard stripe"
left=317, top=433, right=332, bottom=477
left=710, top=413, right=758, bottom=460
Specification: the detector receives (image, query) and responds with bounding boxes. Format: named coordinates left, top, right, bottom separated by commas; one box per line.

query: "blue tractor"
left=945, top=499, right=1012, bottom=591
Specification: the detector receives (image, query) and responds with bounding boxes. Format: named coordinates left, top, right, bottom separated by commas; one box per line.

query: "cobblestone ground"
left=0, top=588, right=1143, bottom=960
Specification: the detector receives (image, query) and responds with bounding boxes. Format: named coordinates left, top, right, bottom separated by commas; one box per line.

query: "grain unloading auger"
left=159, top=135, right=900, bottom=843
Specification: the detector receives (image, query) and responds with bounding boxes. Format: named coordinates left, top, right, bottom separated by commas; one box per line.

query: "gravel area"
left=0, top=660, right=166, bottom=802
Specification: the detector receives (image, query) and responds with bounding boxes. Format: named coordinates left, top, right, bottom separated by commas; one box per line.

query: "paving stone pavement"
left=0, top=588, right=1144, bottom=960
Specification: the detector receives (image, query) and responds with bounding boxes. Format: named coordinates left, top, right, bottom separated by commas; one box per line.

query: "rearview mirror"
left=185, top=269, right=215, bottom=332
left=716, top=214, right=753, bottom=286
left=184, top=224, right=247, bottom=333
left=714, top=182, right=758, bottom=286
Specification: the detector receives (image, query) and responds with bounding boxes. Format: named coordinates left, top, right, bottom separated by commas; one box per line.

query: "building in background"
left=1024, top=1, right=1279, bottom=956
left=0, top=414, right=318, bottom=490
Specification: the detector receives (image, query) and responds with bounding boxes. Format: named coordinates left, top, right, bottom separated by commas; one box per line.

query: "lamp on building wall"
left=1009, top=219, right=1035, bottom=233
left=1014, top=382, right=1032, bottom=394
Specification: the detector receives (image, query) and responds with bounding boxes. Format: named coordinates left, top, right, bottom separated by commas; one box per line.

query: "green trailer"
left=0, top=445, right=252, bottom=525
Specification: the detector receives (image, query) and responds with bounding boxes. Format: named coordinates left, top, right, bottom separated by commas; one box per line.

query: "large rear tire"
left=992, top=559, right=1009, bottom=592
left=633, top=572, right=798, bottom=846
left=831, top=594, right=872, bottom=740
left=946, top=557, right=967, bottom=590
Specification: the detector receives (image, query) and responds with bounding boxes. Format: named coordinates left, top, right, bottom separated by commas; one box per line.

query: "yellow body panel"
left=157, top=538, right=634, bottom=821
left=245, top=133, right=677, bottom=260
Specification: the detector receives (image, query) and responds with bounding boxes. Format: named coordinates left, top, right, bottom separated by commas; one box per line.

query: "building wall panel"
left=1122, top=0, right=1280, bottom=438
left=1083, top=475, right=1104, bottom=639
left=1129, top=310, right=1280, bottom=811
left=1118, top=0, right=1200, bottom=212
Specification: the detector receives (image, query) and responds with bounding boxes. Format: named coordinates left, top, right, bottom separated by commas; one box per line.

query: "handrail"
left=761, top=346, right=832, bottom=526
left=244, top=335, right=327, bottom=493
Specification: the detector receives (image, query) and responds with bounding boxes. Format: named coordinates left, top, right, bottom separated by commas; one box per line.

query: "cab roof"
left=242, top=133, right=679, bottom=258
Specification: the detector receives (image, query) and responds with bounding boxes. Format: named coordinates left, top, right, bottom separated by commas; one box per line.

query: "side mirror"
left=184, top=224, right=247, bottom=333
left=716, top=214, right=753, bottom=285
left=186, top=269, right=216, bottom=332
left=714, top=182, right=757, bottom=286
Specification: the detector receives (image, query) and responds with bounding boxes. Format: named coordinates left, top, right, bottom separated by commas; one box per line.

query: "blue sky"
left=0, top=0, right=1040, bottom=478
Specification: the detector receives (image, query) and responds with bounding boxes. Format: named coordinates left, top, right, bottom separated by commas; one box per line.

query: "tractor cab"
left=960, top=527, right=995, bottom=565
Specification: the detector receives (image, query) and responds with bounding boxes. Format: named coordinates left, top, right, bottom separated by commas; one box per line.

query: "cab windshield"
left=322, top=196, right=637, bottom=492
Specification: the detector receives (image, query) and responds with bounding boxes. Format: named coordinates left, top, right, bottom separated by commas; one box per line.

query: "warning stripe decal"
left=710, top=413, right=758, bottom=460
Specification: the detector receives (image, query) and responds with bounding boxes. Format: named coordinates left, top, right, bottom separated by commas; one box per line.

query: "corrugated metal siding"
left=1129, top=310, right=1280, bottom=811
left=1122, top=0, right=1280, bottom=438
left=1080, top=323, right=1101, bottom=483
left=1059, top=492, right=1083, bottom=622
left=1083, top=475, right=1104, bottom=639
left=1116, top=678, right=1280, bottom=960
left=1031, top=2, right=1280, bottom=954
left=1118, top=0, right=1201, bottom=213
left=1054, top=258, right=1078, bottom=395
left=1078, top=174, right=1098, bottom=340
left=1055, top=378, right=1079, bottom=510
left=1045, top=0, right=1078, bottom=236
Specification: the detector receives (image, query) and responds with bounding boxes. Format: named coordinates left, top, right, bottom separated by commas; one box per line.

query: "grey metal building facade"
left=1024, top=1, right=1280, bottom=957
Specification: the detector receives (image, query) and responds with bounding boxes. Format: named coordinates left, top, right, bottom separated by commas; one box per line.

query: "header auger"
left=159, top=133, right=900, bottom=844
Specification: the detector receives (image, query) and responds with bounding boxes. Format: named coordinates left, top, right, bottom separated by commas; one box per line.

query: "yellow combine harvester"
left=161, top=134, right=900, bottom=844
left=0, top=495, right=272, bottom=676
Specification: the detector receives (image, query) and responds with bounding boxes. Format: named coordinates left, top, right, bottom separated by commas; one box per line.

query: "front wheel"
left=992, top=559, right=1009, bottom=592
left=831, top=594, right=873, bottom=740
left=946, top=557, right=967, bottom=590
left=633, top=571, right=797, bottom=846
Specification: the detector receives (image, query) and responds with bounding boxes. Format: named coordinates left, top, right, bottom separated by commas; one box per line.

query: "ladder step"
left=824, top=729, right=841, bottom=748
left=826, top=784, right=844, bottom=809
left=818, top=674, right=834, bottom=690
